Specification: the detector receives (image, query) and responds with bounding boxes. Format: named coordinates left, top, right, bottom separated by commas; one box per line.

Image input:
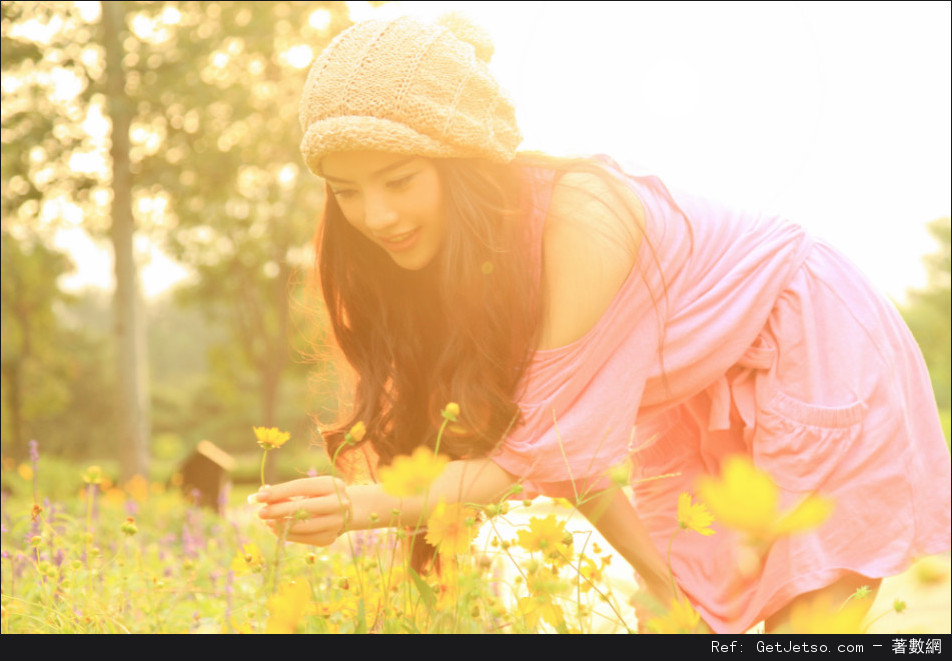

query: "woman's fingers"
left=253, top=476, right=352, bottom=548
left=282, top=530, right=339, bottom=546
left=255, top=476, right=345, bottom=503
left=258, top=493, right=348, bottom=520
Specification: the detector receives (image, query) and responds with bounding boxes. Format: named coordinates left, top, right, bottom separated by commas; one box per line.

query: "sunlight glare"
left=130, top=14, right=157, bottom=41
left=75, top=1, right=101, bottom=23
left=10, top=14, right=63, bottom=45
left=283, top=44, right=314, bottom=69
left=41, top=195, right=84, bottom=227
left=160, top=6, right=182, bottom=26
left=68, top=151, right=107, bottom=178
left=49, top=67, right=84, bottom=104
left=309, top=9, right=331, bottom=32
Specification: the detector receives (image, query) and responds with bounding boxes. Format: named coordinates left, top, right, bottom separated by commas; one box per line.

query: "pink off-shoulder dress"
left=491, top=158, right=952, bottom=633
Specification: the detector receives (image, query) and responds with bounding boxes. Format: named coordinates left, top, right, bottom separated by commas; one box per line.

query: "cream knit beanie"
left=299, top=14, right=522, bottom=174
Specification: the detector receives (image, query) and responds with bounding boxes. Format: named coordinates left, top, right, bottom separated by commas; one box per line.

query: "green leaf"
left=409, top=567, right=436, bottom=612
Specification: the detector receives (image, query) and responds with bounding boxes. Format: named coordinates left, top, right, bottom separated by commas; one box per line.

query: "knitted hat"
left=299, top=14, right=522, bottom=174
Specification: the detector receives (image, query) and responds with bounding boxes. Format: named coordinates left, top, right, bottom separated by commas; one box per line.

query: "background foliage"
left=2, top=1, right=353, bottom=475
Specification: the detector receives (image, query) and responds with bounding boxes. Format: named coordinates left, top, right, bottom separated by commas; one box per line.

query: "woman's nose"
left=363, top=193, right=398, bottom=232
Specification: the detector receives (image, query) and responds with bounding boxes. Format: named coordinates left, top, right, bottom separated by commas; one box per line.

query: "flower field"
left=1, top=455, right=635, bottom=633
left=2, top=439, right=949, bottom=634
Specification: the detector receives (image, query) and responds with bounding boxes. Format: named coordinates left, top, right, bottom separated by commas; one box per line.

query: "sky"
left=61, top=0, right=951, bottom=302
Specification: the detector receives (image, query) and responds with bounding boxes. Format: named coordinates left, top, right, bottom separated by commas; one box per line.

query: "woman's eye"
left=332, top=189, right=357, bottom=200
left=387, top=173, right=415, bottom=190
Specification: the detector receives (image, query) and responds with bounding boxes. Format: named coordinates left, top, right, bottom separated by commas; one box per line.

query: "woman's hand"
left=254, top=476, right=351, bottom=547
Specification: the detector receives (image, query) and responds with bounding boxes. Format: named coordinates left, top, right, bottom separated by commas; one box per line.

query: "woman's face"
left=322, top=151, right=445, bottom=271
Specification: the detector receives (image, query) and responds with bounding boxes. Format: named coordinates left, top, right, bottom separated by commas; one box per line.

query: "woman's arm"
left=255, top=458, right=517, bottom=546
left=575, top=488, right=679, bottom=606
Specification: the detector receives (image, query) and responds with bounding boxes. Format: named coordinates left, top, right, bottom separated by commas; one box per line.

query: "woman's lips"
left=378, top=228, right=420, bottom=252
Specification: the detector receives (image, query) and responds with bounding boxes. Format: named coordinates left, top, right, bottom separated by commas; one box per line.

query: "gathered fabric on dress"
left=491, top=157, right=952, bottom=633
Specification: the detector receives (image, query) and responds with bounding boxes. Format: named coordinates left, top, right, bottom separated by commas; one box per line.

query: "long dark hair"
left=317, top=156, right=538, bottom=470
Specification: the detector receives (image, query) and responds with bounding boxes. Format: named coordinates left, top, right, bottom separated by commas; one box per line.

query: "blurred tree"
left=103, top=0, right=150, bottom=479
left=903, top=217, right=951, bottom=409
left=0, top=229, right=74, bottom=459
left=1, top=253, right=118, bottom=461
left=141, top=1, right=342, bottom=440
left=2, top=2, right=354, bottom=473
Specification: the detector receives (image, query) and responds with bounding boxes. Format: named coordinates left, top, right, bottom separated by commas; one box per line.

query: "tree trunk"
left=103, top=0, right=150, bottom=480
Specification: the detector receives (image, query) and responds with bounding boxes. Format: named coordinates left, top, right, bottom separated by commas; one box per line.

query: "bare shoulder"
left=537, top=168, right=646, bottom=351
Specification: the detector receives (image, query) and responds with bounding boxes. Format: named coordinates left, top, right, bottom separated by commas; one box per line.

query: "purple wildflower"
left=28, top=439, right=39, bottom=502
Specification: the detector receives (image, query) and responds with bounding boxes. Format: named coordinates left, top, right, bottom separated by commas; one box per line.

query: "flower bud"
left=120, top=517, right=138, bottom=536
left=345, top=421, right=366, bottom=446
left=441, top=402, right=460, bottom=422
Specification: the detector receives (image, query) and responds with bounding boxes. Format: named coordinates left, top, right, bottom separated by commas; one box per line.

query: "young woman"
left=254, top=15, right=951, bottom=633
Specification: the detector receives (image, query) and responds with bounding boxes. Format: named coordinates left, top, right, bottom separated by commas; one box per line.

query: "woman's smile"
left=376, top=227, right=421, bottom=252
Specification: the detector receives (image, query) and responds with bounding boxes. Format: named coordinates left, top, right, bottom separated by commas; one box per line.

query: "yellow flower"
left=578, top=556, right=608, bottom=592
left=696, top=455, right=832, bottom=542
left=517, top=595, right=565, bottom=629
left=120, top=516, right=138, bottom=536
left=441, top=402, right=460, bottom=422
left=378, top=446, right=449, bottom=497
left=609, top=461, right=631, bottom=486
left=439, top=402, right=470, bottom=435
left=18, top=464, right=33, bottom=481
left=788, top=594, right=867, bottom=634
left=124, top=474, right=150, bottom=502
left=912, top=555, right=951, bottom=585
left=772, top=493, right=834, bottom=536
left=646, top=598, right=704, bottom=634
left=344, top=421, right=366, bottom=445
left=677, top=492, right=716, bottom=536
left=253, top=426, right=291, bottom=450
left=230, top=543, right=263, bottom=576
left=516, top=514, right=572, bottom=561
left=425, top=500, right=478, bottom=556
left=265, top=580, right=311, bottom=634
left=82, top=465, right=103, bottom=485
left=518, top=567, right=569, bottom=629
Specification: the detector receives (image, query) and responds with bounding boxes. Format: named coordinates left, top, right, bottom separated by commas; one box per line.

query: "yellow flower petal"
left=789, top=594, right=867, bottom=634
left=441, top=402, right=460, bottom=422
left=345, top=421, right=366, bottom=445
left=677, top=492, right=716, bottom=536
left=647, top=598, right=704, bottom=634
left=697, top=455, right=834, bottom=542
left=253, top=426, right=291, bottom=450
left=265, top=580, right=311, bottom=634
left=379, top=446, right=449, bottom=497
left=230, top=543, right=263, bottom=576
left=425, top=500, right=478, bottom=556
left=697, top=456, right=779, bottom=539
left=517, top=596, right=565, bottom=629
left=516, top=515, right=573, bottom=561
left=773, top=493, right=834, bottom=535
